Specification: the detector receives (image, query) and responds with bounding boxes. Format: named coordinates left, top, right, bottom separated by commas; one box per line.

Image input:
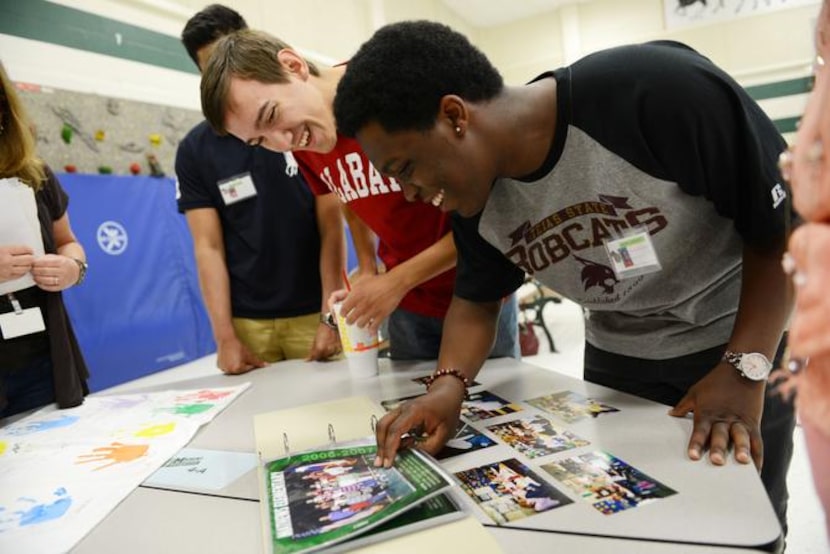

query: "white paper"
left=0, top=178, right=45, bottom=295
left=0, top=383, right=251, bottom=554
left=143, top=448, right=257, bottom=491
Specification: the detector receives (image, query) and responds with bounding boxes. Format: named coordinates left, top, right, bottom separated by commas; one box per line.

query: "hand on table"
left=216, top=336, right=267, bottom=375
left=374, top=378, right=466, bottom=468
left=0, top=245, right=34, bottom=282
left=670, top=362, right=765, bottom=469
left=32, top=254, right=80, bottom=291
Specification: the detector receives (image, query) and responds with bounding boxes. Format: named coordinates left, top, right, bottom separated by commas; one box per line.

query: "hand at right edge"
left=374, top=378, right=466, bottom=468
left=216, top=336, right=267, bottom=375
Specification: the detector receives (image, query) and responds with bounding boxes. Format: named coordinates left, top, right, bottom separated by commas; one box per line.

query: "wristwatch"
left=71, top=257, right=88, bottom=286
left=723, top=351, right=773, bottom=381
left=320, top=311, right=338, bottom=330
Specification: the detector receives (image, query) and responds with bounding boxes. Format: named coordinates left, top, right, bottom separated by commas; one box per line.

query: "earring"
left=454, top=125, right=461, bottom=135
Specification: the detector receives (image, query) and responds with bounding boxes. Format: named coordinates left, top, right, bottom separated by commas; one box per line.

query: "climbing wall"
left=16, top=82, right=203, bottom=177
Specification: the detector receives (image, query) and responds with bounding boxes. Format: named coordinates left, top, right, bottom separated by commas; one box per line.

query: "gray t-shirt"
left=452, top=41, right=792, bottom=360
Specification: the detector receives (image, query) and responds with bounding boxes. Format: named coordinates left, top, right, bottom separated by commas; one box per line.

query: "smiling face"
left=223, top=75, right=337, bottom=154
left=356, top=119, right=494, bottom=217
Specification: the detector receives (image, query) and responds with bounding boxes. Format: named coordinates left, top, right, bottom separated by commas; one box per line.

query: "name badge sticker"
left=604, top=227, right=662, bottom=279
left=218, top=173, right=257, bottom=205
left=0, top=306, right=46, bottom=339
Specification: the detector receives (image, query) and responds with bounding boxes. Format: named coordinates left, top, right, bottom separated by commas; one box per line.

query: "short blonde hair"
left=0, top=62, right=45, bottom=189
left=201, top=29, right=319, bottom=135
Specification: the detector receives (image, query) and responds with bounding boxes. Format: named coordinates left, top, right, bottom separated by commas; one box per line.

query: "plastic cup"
left=332, top=302, right=379, bottom=379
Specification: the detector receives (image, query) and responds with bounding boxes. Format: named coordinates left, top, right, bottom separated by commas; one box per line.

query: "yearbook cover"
left=262, top=440, right=456, bottom=554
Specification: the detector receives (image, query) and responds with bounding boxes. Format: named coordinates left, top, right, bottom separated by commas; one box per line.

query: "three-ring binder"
left=280, top=416, right=379, bottom=456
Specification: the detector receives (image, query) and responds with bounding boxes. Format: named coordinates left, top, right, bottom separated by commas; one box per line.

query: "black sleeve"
left=452, top=212, right=525, bottom=302
left=632, top=45, right=791, bottom=247
left=175, top=130, right=214, bottom=214
left=41, top=164, right=69, bottom=221
left=571, top=42, right=794, bottom=248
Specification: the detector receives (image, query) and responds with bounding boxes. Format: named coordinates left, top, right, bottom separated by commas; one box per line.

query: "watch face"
left=740, top=353, right=772, bottom=380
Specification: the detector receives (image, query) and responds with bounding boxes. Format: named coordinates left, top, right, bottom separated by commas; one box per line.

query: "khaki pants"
left=231, top=313, right=320, bottom=362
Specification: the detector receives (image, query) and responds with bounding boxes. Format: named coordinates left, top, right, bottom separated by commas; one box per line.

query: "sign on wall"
left=664, top=0, right=819, bottom=30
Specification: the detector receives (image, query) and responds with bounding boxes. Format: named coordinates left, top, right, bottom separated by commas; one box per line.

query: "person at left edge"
left=176, top=5, right=344, bottom=375
left=0, top=61, right=89, bottom=418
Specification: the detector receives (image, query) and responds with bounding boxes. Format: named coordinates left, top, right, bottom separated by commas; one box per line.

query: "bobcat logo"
left=574, top=255, right=618, bottom=294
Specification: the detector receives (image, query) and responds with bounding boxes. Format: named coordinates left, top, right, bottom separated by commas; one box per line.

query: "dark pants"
left=388, top=295, right=520, bottom=360
left=0, top=354, right=55, bottom=419
left=584, top=340, right=795, bottom=537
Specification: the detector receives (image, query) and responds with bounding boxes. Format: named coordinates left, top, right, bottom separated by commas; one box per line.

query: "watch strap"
left=71, top=257, right=88, bottom=286
left=320, top=311, right=338, bottom=330
left=723, top=350, right=742, bottom=366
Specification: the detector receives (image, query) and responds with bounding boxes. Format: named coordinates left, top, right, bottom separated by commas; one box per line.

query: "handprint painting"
left=0, top=385, right=249, bottom=553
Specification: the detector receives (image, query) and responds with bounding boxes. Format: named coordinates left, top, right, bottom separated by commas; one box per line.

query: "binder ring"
left=279, top=417, right=380, bottom=456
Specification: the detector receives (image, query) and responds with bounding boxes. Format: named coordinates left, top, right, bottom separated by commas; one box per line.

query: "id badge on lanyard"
left=603, top=226, right=662, bottom=279
left=0, top=293, right=46, bottom=339
left=218, top=173, right=257, bottom=205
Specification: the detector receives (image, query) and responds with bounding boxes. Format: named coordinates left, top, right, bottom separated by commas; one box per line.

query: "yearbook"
left=262, top=439, right=458, bottom=553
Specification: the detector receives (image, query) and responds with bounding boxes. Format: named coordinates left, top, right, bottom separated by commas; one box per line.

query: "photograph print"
left=455, top=458, right=572, bottom=524
left=541, top=451, right=676, bottom=515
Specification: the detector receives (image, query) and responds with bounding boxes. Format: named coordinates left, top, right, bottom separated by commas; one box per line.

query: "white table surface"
left=72, top=356, right=780, bottom=552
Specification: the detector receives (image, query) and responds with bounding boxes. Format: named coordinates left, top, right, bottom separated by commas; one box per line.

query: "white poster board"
left=664, top=0, right=819, bottom=30
left=0, top=384, right=250, bottom=554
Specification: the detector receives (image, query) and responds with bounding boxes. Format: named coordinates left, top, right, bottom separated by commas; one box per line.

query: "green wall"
left=0, top=0, right=197, bottom=74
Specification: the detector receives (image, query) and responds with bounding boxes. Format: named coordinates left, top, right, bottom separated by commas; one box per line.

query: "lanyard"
left=6, top=293, right=23, bottom=315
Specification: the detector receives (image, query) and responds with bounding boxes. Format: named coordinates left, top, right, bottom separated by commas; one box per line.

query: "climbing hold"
left=98, top=166, right=113, bottom=174
left=64, top=164, right=77, bottom=173
left=106, top=98, right=121, bottom=116
left=149, top=133, right=162, bottom=146
left=119, top=141, right=143, bottom=153
left=129, top=162, right=141, bottom=175
left=94, top=129, right=106, bottom=142
left=61, top=123, right=73, bottom=144
left=146, top=153, right=165, bottom=177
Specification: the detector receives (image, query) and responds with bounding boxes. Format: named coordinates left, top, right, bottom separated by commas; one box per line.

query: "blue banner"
left=59, top=174, right=215, bottom=391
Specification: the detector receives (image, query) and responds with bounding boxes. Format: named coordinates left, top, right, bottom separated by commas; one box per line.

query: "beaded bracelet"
left=424, top=368, right=471, bottom=395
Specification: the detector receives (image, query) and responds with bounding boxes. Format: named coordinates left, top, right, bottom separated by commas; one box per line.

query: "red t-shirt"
left=296, top=136, right=455, bottom=318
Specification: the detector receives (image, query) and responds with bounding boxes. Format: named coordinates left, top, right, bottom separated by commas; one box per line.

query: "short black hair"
left=181, top=4, right=247, bottom=67
left=335, top=20, right=503, bottom=137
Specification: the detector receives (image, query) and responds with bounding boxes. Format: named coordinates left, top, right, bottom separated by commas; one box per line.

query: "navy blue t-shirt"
left=176, top=121, right=321, bottom=318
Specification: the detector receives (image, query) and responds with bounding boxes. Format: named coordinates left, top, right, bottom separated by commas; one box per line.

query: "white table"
left=72, top=356, right=780, bottom=552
